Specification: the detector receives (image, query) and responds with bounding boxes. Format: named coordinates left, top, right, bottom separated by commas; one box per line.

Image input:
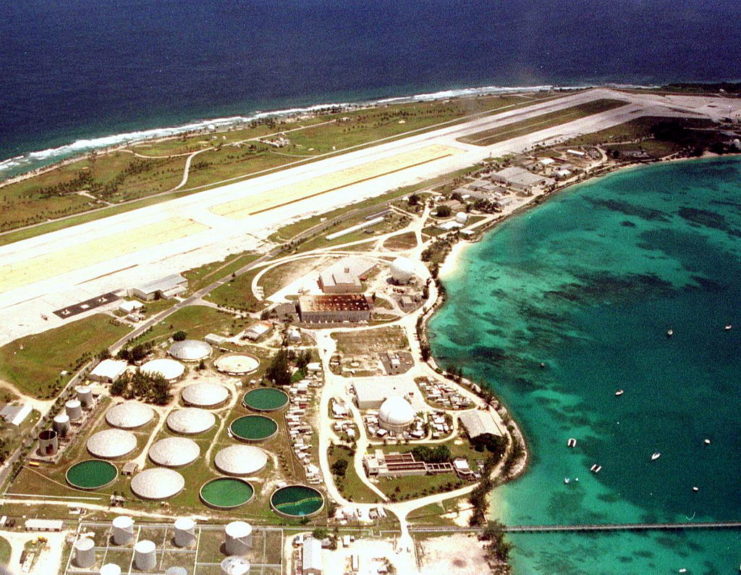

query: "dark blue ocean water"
left=430, top=157, right=741, bottom=573
left=1, top=0, right=740, bottom=175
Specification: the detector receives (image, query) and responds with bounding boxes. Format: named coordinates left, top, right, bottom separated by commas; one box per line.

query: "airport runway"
left=0, top=88, right=738, bottom=344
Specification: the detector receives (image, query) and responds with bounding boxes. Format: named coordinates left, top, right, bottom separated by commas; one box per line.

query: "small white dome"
left=87, top=429, right=138, bottom=459
left=106, top=401, right=154, bottom=429
left=181, top=382, right=229, bottom=407
left=131, top=467, right=184, bottom=500
left=148, top=437, right=200, bottom=467
left=455, top=211, right=469, bottom=224
left=390, top=257, right=415, bottom=283
left=167, top=408, right=216, bottom=435
left=169, top=340, right=212, bottom=362
left=214, top=445, right=267, bottom=476
left=141, top=358, right=185, bottom=381
left=379, top=396, right=415, bottom=426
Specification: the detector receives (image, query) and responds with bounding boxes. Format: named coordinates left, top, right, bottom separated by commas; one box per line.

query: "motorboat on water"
left=692, top=486, right=699, bottom=493
left=564, top=477, right=570, bottom=484
left=651, top=452, right=661, bottom=461
left=724, top=324, right=732, bottom=331
left=704, top=438, right=711, bottom=445
left=590, top=464, right=602, bottom=473
left=567, top=438, right=577, bottom=448
left=615, top=389, right=624, bottom=397
left=666, top=329, right=674, bottom=337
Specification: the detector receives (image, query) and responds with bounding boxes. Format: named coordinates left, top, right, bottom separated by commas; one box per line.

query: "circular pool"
left=270, top=485, right=324, bottom=518
left=214, top=354, right=260, bottom=376
left=66, top=459, right=118, bottom=490
left=230, top=415, right=278, bottom=442
left=243, top=388, right=289, bottom=412
left=200, top=478, right=254, bottom=509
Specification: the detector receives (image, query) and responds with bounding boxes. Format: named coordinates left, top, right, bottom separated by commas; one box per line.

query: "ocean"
left=429, top=157, right=740, bottom=573
left=1, top=0, right=740, bottom=178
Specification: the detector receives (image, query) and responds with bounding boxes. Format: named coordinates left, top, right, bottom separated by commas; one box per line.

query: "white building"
left=491, top=166, right=555, bottom=195
left=118, top=300, right=144, bottom=314
left=89, top=359, right=128, bottom=383
left=303, top=537, right=323, bottom=575
left=0, top=403, right=32, bottom=427
left=378, top=397, right=415, bottom=433
left=459, top=410, right=504, bottom=438
left=319, top=257, right=376, bottom=294
left=130, top=274, right=187, bottom=301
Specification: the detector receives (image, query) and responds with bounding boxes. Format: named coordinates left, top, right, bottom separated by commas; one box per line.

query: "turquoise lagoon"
left=429, top=157, right=740, bottom=573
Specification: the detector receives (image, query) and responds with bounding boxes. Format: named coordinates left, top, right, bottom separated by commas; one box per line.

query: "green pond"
left=243, top=388, right=289, bottom=411
left=230, top=415, right=278, bottom=441
left=200, top=478, right=254, bottom=508
left=271, top=485, right=324, bottom=517
left=66, top=459, right=118, bottom=489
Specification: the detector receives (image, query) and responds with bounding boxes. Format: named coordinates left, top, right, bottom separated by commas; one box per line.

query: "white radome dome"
left=379, top=396, right=415, bottom=426
left=390, top=257, right=415, bottom=283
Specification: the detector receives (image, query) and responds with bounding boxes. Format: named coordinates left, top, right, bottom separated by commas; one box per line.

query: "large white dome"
left=131, top=467, right=185, bottom=500
left=390, top=257, right=415, bottom=283
left=105, top=402, right=154, bottom=429
left=148, top=437, right=200, bottom=467
left=181, top=382, right=229, bottom=407
left=87, top=429, right=138, bottom=459
left=169, top=340, right=212, bottom=362
left=141, top=358, right=185, bottom=381
left=167, top=408, right=216, bottom=435
left=379, top=396, right=415, bottom=426
left=214, top=445, right=267, bottom=476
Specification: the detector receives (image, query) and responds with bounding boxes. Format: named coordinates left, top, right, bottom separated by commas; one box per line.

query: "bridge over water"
left=410, top=521, right=741, bottom=534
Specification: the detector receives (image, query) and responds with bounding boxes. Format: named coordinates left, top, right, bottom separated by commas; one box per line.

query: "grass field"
left=182, top=252, right=260, bottom=295
left=459, top=99, right=628, bottom=146
left=206, top=268, right=264, bottom=312
left=0, top=93, right=552, bottom=245
left=0, top=536, right=10, bottom=566
left=328, top=445, right=381, bottom=503
left=331, top=326, right=409, bottom=355
left=383, top=231, right=418, bottom=250
left=0, top=315, right=130, bottom=398
left=135, top=305, right=247, bottom=346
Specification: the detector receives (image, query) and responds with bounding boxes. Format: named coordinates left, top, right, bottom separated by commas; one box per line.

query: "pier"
left=410, top=521, right=741, bottom=534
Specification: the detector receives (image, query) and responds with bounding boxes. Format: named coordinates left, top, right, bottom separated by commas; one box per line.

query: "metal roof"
left=167, top=408, right=216, bottom=435
left=220, top=557, right=251, bottom=575
left=148, top=437, right=200, bottom=467
left=131, top=467, right=185, bottom=500
left=214, top=445, right=267, bottom=476
left=181, top=382, right=229, bottom=407
left=169, top=340, right=212, bottom=362
left=105, top=402, right=154, bottom=429
left=458, top=410, right=504, bottom=438
left=87, top=429, right=138, bottom=459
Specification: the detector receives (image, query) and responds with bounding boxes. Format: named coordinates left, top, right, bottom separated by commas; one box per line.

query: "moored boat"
left=651, top=452, right=661, bottom=461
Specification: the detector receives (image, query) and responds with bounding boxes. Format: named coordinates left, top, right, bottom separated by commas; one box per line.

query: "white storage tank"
left=73, top=537, right=95, bottom=568
left=455, top=211, right=469, bottom=225
left=65, top=399, right=83, bottom=421
left=173, top=517, right=196, bottom=548
left=112, top=515, right=135, bottom=545
left=165, top=567, right=189, bottom=575
left=221, top=556, right=251, bottom=575
left=99, top=564, right=122, bottom=575
left=76, top=384, right=94, bottom=409
left=390, top=257, right=415, bottom=284
left=53, top=413, right=70, bottom=437
left=134, top=540, right=157, bottom=571
left=224, top=521, right=252, bottom=556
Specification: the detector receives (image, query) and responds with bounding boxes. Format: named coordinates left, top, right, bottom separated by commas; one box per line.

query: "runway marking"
left=0, top=217, right=208, bottom=294
left=210, top=144, right=462, bottom=220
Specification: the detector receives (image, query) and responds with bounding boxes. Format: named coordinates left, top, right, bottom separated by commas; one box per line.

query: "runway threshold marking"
left=210, top=144, right=462, bottom=220
left=0, top=217, right=208, bottom=294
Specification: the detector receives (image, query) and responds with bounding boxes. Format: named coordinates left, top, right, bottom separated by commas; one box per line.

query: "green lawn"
left=329, top=445, right=381, bottom=503
left=182, top=252, right=259, bottom=295
left=459, top=99, right=628, bottom=146
left=135, top=305, right=247, bottom=346
left=0, top=536, right=10, bottom=566
left=0, top=315, right=130, bottom=398
left=206, top=269, right=264, bottom=312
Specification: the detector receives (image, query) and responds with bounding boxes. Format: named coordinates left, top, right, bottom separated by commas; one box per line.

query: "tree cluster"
left=410, top=444, right=451, bottom=463
left=110, top=369, right=171, bottom=405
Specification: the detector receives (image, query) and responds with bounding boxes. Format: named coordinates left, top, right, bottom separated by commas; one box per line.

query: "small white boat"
left=692, top=486, right=699, bottom=493
left=615, top=389, right=624, bottom=397
left=651, top=452, right=661, bottom=461
left=567, top=438, right=577, bottom=448
left=575, top=477, right=579, bottom=482
left=590, top=464, right=602, bottom=473
left=666, top=329, right=674, bottom=337
left=564, top=477, right=570, bottom=484
left=704, top=438, right=711, bottom=445
left=724, top=324, right=732, bottom=331
left=679, top=569, right=688, bottom=574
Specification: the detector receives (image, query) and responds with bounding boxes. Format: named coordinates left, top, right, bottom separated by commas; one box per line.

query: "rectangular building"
left=302, top=537, right=323, bottom=575
left=130, top=273, right=187, bottom=301
left=491, top=166, right=555, bottom=195
left=459, top=410, right=504, bottom=438
left=319, top=257, right=376, bottom=294
left=88, top=359, right=128, bottom=383
left=0, top=403, right=32, bottom=427
left=298, top=294, right=372, bottom=324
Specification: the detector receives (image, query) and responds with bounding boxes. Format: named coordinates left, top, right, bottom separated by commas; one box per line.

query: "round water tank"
left=100, top=564, right=122, bottom=575
left=112, top=515, right=134, bottom=545
left=134, top=540, right=157, bottom=571
left=165, top=568, right=189, bottom=575
left=53, top=413, right=70, bottom=437
left=73, top=537, right=95, bottom=568
left=224, top=521, right=252, bottom=556
left=38, top=429, right=58, bottom=456
left=173, top=517, right=196, bottom=548
left=76, top=385, right=94, bottom=409
left=221, top=556, right=251, bottom=575
left=65, top=399, right=82, bottom=421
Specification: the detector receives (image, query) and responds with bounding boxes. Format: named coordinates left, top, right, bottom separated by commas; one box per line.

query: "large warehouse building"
left=298, top=294, right=372, bottom=323
left=318, top=257, right=376, bottom=294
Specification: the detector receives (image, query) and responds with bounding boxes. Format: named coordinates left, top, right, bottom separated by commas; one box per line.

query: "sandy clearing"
left=211, top=144, right=462, bottom=219
left=419, top=534, right=491, bottom=575
left=0, top=217, right=208, bottom=293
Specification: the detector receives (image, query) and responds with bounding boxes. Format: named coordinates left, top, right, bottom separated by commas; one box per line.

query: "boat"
left=679, top=569, right=688, bottom=574
left=666, top=329, right=674, bottom=337
left=563, top=477, right=570, bottom=484
left=590, top=464, right=602, bottom=473
left=615, top=389, right=624, bottom=397
left=567, top=438, right=577, bottom=448
left=724, top=324, right=732, bottom=331
left=692, top=486, right=699, bottom=493
left=651, top=452, right=661, bottom=461
left=704, top=438, right=711, bottom=445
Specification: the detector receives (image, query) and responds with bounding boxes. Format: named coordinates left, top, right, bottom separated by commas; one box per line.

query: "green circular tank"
left=66, top=459, right=118, bottom=490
